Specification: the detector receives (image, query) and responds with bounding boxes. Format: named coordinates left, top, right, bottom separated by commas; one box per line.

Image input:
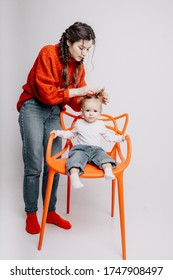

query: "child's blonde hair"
left=81, top=88, right=105, bottom=110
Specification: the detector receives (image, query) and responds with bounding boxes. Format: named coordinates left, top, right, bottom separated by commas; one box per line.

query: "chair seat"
left=49, top=158, right=122, bottom=178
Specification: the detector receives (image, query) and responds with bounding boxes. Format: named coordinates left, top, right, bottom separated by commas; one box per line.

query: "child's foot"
left=104, top=167, right=115, bottom=180
left=70, top=173, right=84, bottom=189
left=26, top=212, right=40, bottom=234
left=46, top=211, right=72, bottom=230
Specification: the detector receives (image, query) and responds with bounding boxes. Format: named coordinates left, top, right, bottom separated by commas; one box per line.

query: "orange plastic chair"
left=38, top=112, right=132, bottom=259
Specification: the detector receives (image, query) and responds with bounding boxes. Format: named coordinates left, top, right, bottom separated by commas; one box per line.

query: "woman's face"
left=67, top=39, right=93, bottom=62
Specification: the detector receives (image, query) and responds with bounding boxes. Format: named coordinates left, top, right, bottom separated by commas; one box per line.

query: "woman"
left=17, top=22, right=108, bottom=234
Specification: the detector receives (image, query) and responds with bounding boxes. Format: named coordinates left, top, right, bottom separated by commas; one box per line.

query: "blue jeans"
left=66, top=144, right=116, bottom=175
left=18, top=98, right=62, bottom=213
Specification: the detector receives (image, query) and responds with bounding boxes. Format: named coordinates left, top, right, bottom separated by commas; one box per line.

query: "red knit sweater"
left=16, top=44, right=86, bottom=112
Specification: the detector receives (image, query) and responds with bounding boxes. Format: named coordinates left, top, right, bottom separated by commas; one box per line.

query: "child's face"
left=81, top=99, right=101, bottom=123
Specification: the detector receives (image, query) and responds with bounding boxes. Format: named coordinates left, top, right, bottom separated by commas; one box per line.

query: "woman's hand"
left=69, top=86, right=109, bottom=105
left=69, top=86, right=95, bottom=98
left=97, top=87, right=109, bottom=105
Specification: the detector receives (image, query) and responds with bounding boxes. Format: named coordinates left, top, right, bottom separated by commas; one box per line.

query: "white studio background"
left=0, top=0, right=173, bottom=260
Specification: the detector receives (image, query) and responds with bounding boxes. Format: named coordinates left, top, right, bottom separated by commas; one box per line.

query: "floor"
left=0, top=167, right=173, bottom=261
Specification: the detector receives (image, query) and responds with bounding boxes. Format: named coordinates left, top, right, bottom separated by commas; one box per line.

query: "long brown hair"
left=59, top=22, right=96, bottom=88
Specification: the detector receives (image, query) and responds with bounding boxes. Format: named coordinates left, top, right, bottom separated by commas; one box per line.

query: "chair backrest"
left=60, top=111, right=129, bottom=161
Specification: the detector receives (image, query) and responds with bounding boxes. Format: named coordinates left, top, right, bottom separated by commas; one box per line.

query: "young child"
left=51, top=92, right=126, bottom=189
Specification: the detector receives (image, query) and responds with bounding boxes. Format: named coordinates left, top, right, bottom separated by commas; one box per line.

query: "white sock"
left=70, top=173, right=84, bottom=189
left=104, top=167, right=115, bottom=179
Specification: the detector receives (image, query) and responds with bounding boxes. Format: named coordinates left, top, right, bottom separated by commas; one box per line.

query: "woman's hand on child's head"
left=102, top=91, right=109, bottom=105
left=81, top=86, right=95, bottom=96
left=69, top=86, right=95, bottom=98
left=95, top=87, right=109, bottom=105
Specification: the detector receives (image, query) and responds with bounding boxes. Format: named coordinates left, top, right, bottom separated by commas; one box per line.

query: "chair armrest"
left=46, top=133, right=55, bottom=164
left=119, top=134, right=132, bottom=168
left=46, top=133, right=70, bottom=164
left=109, top=133, right=132, bottom=165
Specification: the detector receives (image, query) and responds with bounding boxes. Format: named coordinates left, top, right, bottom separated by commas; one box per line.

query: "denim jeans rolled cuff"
left=18, top=98, right=62, bottom=213
left=66, top=165, right=84, bottom=175
left=98, top=159, right=117, bottom=169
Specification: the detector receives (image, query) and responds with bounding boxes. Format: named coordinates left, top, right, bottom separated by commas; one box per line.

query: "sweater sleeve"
left=22, top=45, right=87, bottom=110
left=30, top=46, right=70, bottom=105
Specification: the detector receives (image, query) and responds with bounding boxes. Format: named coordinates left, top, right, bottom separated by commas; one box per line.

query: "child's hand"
left=121, top=134, right=127, bottom=142
left=50, top=130, right=59, bottom=139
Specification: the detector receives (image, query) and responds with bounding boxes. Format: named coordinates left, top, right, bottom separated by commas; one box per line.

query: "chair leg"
left=117, top=173, right=126, bottom=260
left=38, top=169, right=55, bottom=250
left=67, top=176, right=71, bottom=214
left=111, top=179, right=116, bottom=217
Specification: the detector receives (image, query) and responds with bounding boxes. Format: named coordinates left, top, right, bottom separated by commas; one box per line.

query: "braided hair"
left=59, top=22, right=96, bottom=88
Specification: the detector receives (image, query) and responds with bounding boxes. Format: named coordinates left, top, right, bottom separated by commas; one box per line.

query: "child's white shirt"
left=56, top=119, right=123, bottom=146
